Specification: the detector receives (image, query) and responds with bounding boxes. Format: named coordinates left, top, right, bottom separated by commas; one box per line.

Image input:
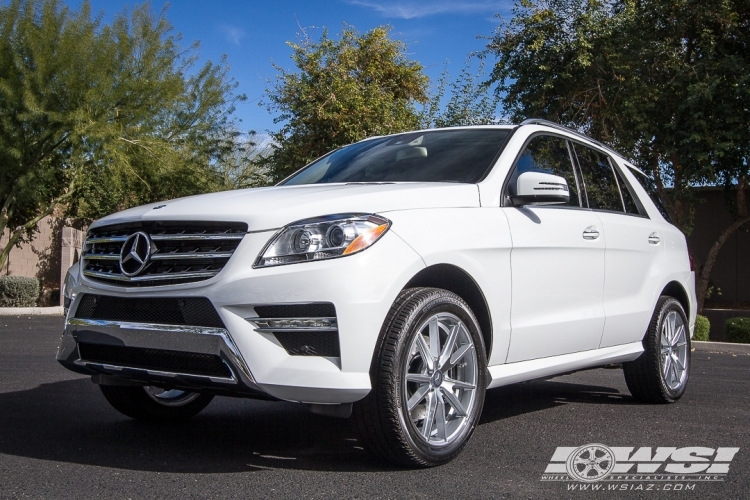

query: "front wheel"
left=353, top=288, right=487, bottom=467
left=623, top=296, right=691, bottom=403
left=99, top=385, right=214, bottom=421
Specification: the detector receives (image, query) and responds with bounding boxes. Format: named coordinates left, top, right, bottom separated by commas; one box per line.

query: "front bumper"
left=57, top=318, right=270, bottom=398
left=58, top=230, right=425, bottom=404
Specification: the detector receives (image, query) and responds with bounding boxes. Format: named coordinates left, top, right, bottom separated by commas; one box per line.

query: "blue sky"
left=67, top=1, right=515, bottom=133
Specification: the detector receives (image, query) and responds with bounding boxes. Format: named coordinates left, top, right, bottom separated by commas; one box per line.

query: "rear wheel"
left=99, top=385, right=214, bottom=421
left=353, top=288, right=487, bottom=467
left=623, top=296, right=690, bottom=403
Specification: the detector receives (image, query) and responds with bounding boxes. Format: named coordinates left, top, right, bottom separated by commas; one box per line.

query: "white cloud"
left=348, top=1, right=508, bottom=19
left=219, top=25, right=246, bottom=46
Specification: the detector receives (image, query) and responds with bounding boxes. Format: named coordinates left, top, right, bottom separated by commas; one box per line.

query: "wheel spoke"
left=440, top=387, right=467, bottom=417
left=435, top=391, right=447, bottom=441
left=443, top=376, right=475, bottom=390
left=407, top=385, right=429, bottom=411
left=669, top=313, right=677, bottom=343
left=661, top=333, right=670, bottom=349
left=673, top=354, right=685, bottom=371
left=670, top=356, right=680, bottom=384
left=438, top=325, right=459, bottom=369
left=672, top=325, right=685, bottom=347
left=428, top=317, right=440, bottom=359
left=421, top=391, right=437, bottom=439
left=415, top=333, right=434, bottom=371
left=444, top=343, right=472, bottom=371
left=406, top=373, right=431, bottom=384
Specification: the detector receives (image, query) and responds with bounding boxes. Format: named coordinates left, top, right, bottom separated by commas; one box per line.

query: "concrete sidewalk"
left=693, top=339, right=750, bottom=354
left=0, top=306, right=64, bottom=316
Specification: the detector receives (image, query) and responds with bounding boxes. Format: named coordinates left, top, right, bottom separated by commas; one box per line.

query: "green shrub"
left=694, top=315, right=710, bottom=341
left=726, top=318, right=750, bottom=344
left=0, top=276, right=40, bottom=307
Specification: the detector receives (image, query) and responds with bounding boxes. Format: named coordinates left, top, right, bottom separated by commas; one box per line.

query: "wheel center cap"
left=431, top=370, right=444, bottom=387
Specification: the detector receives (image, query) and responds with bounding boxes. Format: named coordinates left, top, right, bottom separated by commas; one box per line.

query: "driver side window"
left=507, top=135, right=581, bottom=207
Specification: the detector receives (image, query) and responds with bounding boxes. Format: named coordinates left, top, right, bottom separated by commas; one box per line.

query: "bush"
left=0, top=276, right=40, bottom=307
left=726, top=318, right=750, bottom=344
left=694, top=315, right=710, bottom=341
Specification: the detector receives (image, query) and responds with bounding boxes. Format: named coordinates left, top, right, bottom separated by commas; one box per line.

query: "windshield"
left=282, top=128, right=511, bottom=185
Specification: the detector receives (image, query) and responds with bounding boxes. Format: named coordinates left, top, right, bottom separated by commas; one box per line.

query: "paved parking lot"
left=0, top=316, right=748, bottom=499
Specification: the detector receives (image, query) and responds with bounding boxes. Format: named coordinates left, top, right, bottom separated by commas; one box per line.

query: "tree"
left=212, top=131, right=274, bottom=190
left=0, top=0, right=246, bottom=270
left=487, top=0, right=750, bottom=311
left=421, top=56, right=501, bottom=128
left=262, top=25, right=429, bottom=181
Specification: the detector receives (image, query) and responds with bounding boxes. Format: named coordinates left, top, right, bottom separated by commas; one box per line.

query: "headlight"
left=254, top=214, right=391, bottom=268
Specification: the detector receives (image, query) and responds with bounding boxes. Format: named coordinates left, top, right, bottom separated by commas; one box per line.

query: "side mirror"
left=511, top=171, right=570, bottom=206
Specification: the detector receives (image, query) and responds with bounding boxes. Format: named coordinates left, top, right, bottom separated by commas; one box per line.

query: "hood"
left=90, top=182, right=480, bottom=231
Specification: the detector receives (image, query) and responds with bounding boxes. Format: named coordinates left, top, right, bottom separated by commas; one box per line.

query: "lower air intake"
left=78, top=343, right=233, bottom=378
left=272, top=331, right=341, bottom=357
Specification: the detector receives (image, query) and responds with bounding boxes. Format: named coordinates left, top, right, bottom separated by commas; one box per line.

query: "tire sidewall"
left=392, top=291, right=487, bottom=463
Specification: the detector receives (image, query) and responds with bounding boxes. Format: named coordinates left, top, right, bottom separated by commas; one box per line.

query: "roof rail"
left=518, top=118, right=631, bottom=162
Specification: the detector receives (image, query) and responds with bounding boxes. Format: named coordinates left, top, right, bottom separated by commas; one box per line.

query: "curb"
left=692, top=340, right=750, bottom=354
left=0, top=306, right=64, bottom=316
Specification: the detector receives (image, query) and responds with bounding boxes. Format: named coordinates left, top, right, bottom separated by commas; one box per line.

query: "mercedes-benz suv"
left=58, top=120, right=696, bottom=467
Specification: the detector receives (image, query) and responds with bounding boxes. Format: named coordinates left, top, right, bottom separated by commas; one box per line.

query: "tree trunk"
left=0, top=204, right=59, bottom=273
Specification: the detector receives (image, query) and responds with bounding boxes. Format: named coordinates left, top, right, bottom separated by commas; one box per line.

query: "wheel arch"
left=403, top=264, right=492, bottom=358
left=660, top=281, right=690, bottom=320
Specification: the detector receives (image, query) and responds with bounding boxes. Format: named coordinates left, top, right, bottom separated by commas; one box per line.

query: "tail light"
left=688, top=251, right=695, bottom=272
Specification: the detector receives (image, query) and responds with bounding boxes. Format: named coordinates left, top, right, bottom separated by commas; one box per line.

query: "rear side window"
left=611, top=163, right=641, bottom=215
left=632, top=171, right=673, bottom=222
left=507, top=135, right=581, bottom=207
left=571, top=143, right=623, bottom=212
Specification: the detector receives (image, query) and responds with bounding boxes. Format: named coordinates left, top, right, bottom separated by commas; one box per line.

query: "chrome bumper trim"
left=58, top=318, right=266, bottom=397
left=246, top=317, right=338, bottom=333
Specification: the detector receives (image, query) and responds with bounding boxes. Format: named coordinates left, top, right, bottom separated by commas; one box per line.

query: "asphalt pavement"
left=0, top=316, right=748, bottom=499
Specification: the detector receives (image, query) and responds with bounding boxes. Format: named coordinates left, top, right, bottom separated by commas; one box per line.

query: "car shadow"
left=0, top=375, right=634, bottom=473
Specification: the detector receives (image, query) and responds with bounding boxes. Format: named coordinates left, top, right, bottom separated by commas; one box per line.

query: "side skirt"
left=487, top=342, right=643, bottom=389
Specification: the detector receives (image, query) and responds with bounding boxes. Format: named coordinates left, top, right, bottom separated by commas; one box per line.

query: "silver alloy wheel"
left=143, top=386, right=201, bottom=407
left=404, top=312, right=478, bottom=446
left=660, top=310, right=688, bottom=391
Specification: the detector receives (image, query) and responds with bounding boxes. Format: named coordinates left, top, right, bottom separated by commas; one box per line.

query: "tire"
left=99, top=385, right=214, bottom=422
left=623, top=296, right=691, bottom=404
left=353, top=287, right=488, bottom=467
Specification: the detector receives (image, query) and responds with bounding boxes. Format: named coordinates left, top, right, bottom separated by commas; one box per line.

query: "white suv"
left=58, top=120, right=696, bottom=467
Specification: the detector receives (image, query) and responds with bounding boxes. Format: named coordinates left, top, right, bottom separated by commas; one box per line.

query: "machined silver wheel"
left=353, top=287, right=487, bottom=467
left=144, top=387, right=202, bottom=407
left=659, top=310, right=688, bottom=391
left=404, top=313, right=478, bottom=446
left=623, top=296, right=690, bottom=404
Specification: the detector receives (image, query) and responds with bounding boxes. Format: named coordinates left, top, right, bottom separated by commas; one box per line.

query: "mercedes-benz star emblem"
left=120, top=232, right=152, bottom=277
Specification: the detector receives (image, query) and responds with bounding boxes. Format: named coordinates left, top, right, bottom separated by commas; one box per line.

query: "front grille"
left=82, top=221, right=247, bottom=286
left=254, top=303, right=336, bottom=318
left=74, top=294, right=225, bottom=328
left=78, top=343, right=233, bottom=378
left=272, top=331, right=341, bottom=357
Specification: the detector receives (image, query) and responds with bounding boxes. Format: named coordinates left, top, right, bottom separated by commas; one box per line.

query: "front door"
left=503, top=135, right=606, bottom=363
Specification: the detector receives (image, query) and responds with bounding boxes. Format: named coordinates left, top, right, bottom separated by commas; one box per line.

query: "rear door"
left=503, top=135, right=606, bottom=363
left=570, top=142, right=666, bottom=348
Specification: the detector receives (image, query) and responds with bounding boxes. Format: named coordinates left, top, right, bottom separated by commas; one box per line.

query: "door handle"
left=648, top=232, right=660, bottom=245
left=582, top=226, right=600, bottom=240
